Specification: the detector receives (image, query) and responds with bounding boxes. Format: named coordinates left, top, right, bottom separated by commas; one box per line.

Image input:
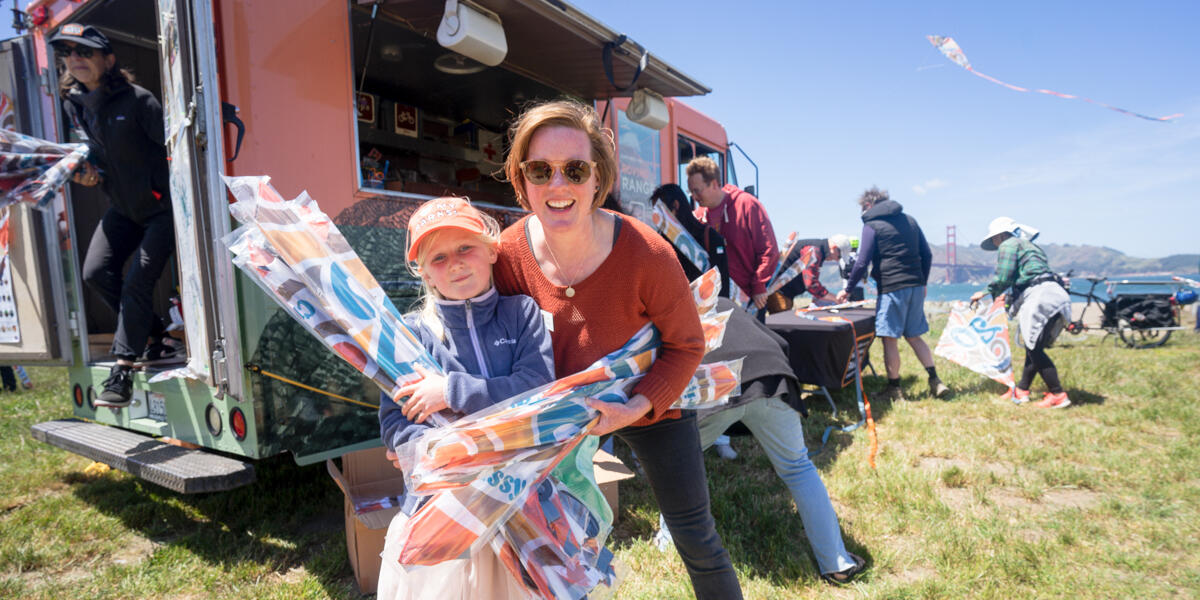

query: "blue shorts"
left=875, top=286, right=929, bottom=338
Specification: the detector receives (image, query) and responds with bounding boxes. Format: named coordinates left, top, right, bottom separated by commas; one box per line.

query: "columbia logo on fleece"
left=493, top=338, right=516, bottom=347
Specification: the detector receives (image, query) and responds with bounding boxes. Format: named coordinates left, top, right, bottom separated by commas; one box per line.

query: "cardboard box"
left=593, top=449, right=635, bottom=515
left=327, top=446, right=406, bottom=595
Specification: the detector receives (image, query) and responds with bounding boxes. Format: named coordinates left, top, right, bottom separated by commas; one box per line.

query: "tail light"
left=230, top=407, right=247, bottom=441
left=73, top=384, right=83, bottom=407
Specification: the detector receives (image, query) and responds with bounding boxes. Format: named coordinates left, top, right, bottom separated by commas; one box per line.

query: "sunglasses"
left=519, top=159, right=596, bottom=185
left=55, top=45, right=96, bottom=59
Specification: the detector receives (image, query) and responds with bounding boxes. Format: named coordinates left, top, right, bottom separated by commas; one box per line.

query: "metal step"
left=31, top=419, right=255, bottom=494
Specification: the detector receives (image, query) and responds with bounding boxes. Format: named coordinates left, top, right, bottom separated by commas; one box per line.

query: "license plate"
left=147, top=392, right=167, bottom=421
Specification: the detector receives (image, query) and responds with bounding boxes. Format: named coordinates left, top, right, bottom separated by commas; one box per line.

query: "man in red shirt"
left=686, top=157, right=779, bottom=310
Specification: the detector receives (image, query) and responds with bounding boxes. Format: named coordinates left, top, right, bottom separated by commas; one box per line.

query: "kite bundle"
left=0, top=129, right=90, bottom=210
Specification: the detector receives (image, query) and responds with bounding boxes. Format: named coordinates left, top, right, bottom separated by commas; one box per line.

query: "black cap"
left=49, top=24, right=112, bottom=53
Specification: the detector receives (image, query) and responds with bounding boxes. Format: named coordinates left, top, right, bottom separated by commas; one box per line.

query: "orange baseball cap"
left=406, top=197, right=487, bottom=262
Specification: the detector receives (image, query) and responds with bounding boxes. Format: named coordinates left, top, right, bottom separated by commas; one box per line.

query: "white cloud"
left=912, top=178, right=950, bottom=196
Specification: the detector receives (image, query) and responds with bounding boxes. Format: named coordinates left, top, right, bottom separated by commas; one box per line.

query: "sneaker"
left=714, top=441, right=738, bottom=460
left=653, top=514, right=674, bottom=551
left=1035, top=392, right=1071, bottom=409
left=880, top=386, right=908, bottom=402
left=140, top=337, right=185, bottom=363
left=95, top=365, right=133, bottom=407
left=929, top=377, right=950, bottom=399
left=1001, top=387, right=1031, bottom=405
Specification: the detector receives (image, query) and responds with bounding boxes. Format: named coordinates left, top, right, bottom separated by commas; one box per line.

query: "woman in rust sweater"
left=493, top=100, right=742, bottom=599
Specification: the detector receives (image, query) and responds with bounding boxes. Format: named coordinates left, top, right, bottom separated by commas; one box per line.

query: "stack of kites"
left=222, top=175, right=742, bottom=599
left=0, top=129, right=90, bottom=211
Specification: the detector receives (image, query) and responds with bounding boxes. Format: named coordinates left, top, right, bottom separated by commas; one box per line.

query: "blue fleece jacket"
left=378, top=287, right=555, bottom=454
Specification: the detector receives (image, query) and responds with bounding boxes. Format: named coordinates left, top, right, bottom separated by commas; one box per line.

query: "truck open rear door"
left=156, top=0, right=245, bottom=401
left=0, top=36, right=72, bottom=366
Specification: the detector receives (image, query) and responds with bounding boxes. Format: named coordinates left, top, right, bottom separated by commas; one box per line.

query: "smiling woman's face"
left=522, top=126, right=598, bottom=236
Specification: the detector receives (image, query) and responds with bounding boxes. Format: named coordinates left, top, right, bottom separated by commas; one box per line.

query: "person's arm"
left=800, top=245, right=830, bottom=299
left=844, top=225, right=875, bottom=291
left=748, top=203, right=780, bottom=297
left=379, top=389, right=433, bottom=452
left=986, top=242, right=1019, bottom=298
left=917, top=225, right=932, bottom=284
left=136, top=90, right=167, bottom=147
left=443, top=298, right=555, bottom=414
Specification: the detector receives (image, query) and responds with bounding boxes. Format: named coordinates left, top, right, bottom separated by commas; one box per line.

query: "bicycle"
left=1063, top=275, right=1189, bottom=349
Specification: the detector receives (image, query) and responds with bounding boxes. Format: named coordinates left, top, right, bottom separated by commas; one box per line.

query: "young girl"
left=377, top=197, right=555, bottom=600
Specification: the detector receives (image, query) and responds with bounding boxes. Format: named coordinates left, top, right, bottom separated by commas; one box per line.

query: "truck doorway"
left=55, top=1, right=183, bottom=368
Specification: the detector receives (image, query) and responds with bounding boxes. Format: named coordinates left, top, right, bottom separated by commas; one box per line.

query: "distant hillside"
left=926, top=244, right=1199, bottom=284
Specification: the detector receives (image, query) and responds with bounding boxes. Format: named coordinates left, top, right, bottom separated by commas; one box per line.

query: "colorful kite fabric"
left=221, top=178, right=741, bottom=600
left=927, top=35, right=1182, bottom=123
left=738, top=231, right=803, bottom=311
left=651, top=199, right=710, bottom=273
left=934, top=299, right=1015, bottom=388
left=0, top=129, right=90, bottom=210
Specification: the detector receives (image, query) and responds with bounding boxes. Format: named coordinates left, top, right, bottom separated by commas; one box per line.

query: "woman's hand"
left=73, top=163, right=101, bottom=187
left=398, top=365, right=448, bottom=424
left=969, top=290, right=987, bottom=304
left=587, top=394, right=652, bottom=436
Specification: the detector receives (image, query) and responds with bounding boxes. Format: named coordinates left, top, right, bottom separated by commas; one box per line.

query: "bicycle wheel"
left=1118, top=327, right=1172, bottom=349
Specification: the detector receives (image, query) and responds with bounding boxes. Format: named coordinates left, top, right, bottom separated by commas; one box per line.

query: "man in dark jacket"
left=53, top=24, right=179, bottom=407
left=838, top=187, right=949, bottom=401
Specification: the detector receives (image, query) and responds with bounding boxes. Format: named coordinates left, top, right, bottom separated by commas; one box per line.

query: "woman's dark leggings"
left=81, top=208, right=174, bottom=359
left=614, top=411, right=743, bottom=600
left=1018, top=336, right=1063, bottom=394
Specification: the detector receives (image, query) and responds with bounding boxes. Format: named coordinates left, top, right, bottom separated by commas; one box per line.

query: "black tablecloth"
left=766, top=308, right=876, bottom=390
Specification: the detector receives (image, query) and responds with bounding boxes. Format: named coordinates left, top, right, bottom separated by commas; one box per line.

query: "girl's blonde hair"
left=407, top=202, right=501, bottom=341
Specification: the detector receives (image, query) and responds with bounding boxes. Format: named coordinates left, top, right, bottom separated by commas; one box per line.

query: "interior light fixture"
left=437, top=0, right=507, bottom=67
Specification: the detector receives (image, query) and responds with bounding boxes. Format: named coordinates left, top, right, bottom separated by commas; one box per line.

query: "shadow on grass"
left=606, top=426, right=867, bottom=588
left=64, top=454, right=357, bottom=597
left=1065, top=388, right=1106, bottom=406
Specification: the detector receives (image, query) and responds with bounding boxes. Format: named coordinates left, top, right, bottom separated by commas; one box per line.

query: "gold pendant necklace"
left=542, top=220, right=592, bottom=299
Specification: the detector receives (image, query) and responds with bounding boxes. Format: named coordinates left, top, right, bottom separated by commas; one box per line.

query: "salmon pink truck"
left=1, top=0, right=755, bottom=494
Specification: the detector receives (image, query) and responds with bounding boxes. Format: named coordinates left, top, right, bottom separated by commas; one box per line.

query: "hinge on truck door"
left=211, top=339, right=236, bottom=401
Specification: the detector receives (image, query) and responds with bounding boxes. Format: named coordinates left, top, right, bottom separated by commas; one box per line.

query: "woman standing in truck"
left=52, top=23, right=179, bottom=407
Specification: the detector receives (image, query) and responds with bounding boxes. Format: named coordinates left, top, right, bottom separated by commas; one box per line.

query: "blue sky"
left=6, top=2, right=1196, bottom=257
left=571, top=0, right=1198, bottom=258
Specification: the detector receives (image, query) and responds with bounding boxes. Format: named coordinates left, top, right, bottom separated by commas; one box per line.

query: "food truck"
left=2, top=0, right=752, bottom=493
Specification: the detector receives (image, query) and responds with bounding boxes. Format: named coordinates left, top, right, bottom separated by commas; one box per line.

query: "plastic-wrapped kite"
left=0, top=129, right=90, bottom=210
left=934, top=298, right=1015, bottom=389
left=651, top=199, right=710, bottom=272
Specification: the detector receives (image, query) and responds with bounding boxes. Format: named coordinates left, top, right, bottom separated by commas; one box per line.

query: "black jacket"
left=63, top=79, right=170, bottom=223
left=861, top=200, right=930, bottom=294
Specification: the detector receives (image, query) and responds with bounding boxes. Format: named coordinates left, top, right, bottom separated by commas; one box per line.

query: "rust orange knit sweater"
left=495, top=212, right=704, bottom=427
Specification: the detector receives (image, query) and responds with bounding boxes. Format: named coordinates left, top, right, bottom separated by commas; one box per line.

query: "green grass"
left=3, top=312, right=1199, bottom=598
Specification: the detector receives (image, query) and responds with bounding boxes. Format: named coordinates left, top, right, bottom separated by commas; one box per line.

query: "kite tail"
left=864, top=391, right=877, bottom=469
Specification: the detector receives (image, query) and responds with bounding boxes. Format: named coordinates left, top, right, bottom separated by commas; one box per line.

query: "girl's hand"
left=586, top=394, right=652, bottom=436
left=969, top=290, right=987, bottom=307
left=398, top=365, right=448, bottom=424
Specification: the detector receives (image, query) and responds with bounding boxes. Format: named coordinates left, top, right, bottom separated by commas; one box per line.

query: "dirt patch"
left=939, top=487, right=973, bottom=512
left=1041, top=488, right=1102, bottom=511
left=111, top=535, right=159, bottom=566
left=918, top=456, right=1036, bottom=481
left=892, top=564, right=938, bottom=585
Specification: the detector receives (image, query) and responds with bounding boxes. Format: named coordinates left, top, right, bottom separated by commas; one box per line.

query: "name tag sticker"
left=541, top=309, right=554, bottom=332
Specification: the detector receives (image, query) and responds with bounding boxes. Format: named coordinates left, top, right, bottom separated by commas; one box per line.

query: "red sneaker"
left=1035, top=392, right=1071, bottom=409
left=1001, top=387, right=1031, bottom=404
